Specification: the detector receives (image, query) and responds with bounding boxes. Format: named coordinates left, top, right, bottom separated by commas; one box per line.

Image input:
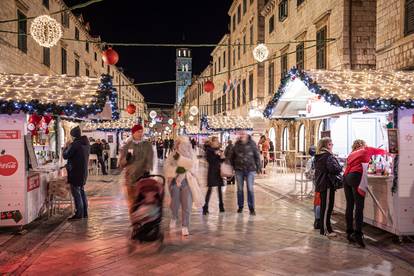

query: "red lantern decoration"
left=204, top=80, right=215, bottom=93
left=102, top=47, right=119, bottom=65
left=177, top=111, right=182, bottom=117
left=126, top=104, right=136, bottom=115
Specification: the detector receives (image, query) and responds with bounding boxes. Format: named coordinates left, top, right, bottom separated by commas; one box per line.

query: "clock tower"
left=176, top=48, right=192, bottom=104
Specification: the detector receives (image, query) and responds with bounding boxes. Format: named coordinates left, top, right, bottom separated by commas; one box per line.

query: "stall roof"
left=0, top=73, right=119, bottom=119
left=83, top=118, right=138, bottom=132
left=185, top=125, right=212, bottom=135
left=201, top=115, right=253, bottom=131
left=264, top=68, right=414, bottom=118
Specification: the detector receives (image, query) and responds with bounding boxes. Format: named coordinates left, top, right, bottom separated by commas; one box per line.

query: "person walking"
left=119, top=124, right=154, bottom=211
left=91, top=139, right=107, bottom=175
left=224, top=140, right=235, bottom=185
left=344, top=139, right=387, bottom=248
left=258, top=135, right=270, bottom=174
left=314, top=137, right=342, bottom=237
left=203, top=136, right=225, bottom=215
left=163, top=138, right=169, bottom=158
left=63, top=126, right=90, bottom=221
left=230, top=131, right=261, bottom=215
left=164, top=136, right=195, bottom=236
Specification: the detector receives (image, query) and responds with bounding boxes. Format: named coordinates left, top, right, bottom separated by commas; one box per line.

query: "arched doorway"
left=269, top=127, right=276, bottom=149
left=298, top=124, right=305, bottom=153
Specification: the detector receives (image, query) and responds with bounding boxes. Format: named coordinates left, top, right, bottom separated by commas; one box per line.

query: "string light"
left=83, top=117, right=138, bottom=132
left=190, top=106, right=199, bottom=116
left=149, top=110, right=157, bottom=119
left=189, top=115, right=194, bottom=121
left=179, top=121, right=185, bottom=127
left=168, top=118, right=174, bottom=125
left=30, top=15, right=62, bottom=48
left=253, top=43, right=269, bottom=63
left=201, top=115, right=253, bottom=131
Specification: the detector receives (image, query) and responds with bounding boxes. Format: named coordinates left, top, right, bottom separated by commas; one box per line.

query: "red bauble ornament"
left=177, top=111, right=182, bottom=117
left=29, top=113, right=42, bottom=124
left=204, top=80, right=215, bottom=93
left=102, top=47, right=119, bottom=65
left=126, top=104, right=136, bottom=115
left=172, top=123, right=177, bottom=128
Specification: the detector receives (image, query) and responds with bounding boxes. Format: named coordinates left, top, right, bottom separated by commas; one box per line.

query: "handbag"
left=220, top=161, right=234, bottom=177
left=328, top=173, right=344, bottom=190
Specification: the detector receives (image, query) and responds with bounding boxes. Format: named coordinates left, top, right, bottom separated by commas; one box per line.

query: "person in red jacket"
left=344, top=139, right=387, bottom=248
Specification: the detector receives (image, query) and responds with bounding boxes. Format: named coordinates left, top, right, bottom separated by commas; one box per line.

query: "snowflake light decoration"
left=253, top=43, right=269, bottom=63
left=30, top=15, right=62, bottom=48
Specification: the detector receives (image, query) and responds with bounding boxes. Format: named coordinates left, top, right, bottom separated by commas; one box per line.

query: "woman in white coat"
left=164, top=136, right=195, bottom=236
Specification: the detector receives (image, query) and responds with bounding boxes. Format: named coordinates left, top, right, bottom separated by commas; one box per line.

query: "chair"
left=275, top=152, right=288, bottom=174
left=47, top=178, right=73, bottom=217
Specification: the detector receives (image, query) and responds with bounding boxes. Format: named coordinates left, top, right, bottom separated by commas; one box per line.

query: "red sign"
left=27, top=174, right=40, bottom=192
left=0, top=130, right=20, bottom=139
left=0, top=155, right=18, bottom=176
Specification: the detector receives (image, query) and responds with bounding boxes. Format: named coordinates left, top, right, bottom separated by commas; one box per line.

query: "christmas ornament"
left=204, top=80, right=215, bottom=93
left=189, top=106, right=199, bottom=116
left=172, top=122, right=177, bottom=128
left=168, top=119, right=174, bottom=125
left=27, top=123, right=36, bottom=131
left=126, top=103, right=136, bottom=114
left=102, top=47, right=119, bottom=65
left=149, top=110, right=157, bottom=119
left=30, top=15, right=63, bottom=48
left=253, top=43, right=269, bottom=62
left=149, top=122, right=154, bottom=128
left=177, top=111, right=182, bottom=117
left=179, top=121, right=185, bottom=127
left=43, top=114, right=53, bottom=124
left=189, top=115, right=194, bottom=121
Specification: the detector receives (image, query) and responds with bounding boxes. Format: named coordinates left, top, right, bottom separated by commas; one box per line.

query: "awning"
left=0, top=73, right=119, bottom=119
left=264, top=68, right=414, bottom=119
left=201, top=115, right=253, bottom=131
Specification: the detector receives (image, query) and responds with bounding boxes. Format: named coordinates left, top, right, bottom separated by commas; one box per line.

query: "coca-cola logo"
left=0, top=154, right=18, bottom=176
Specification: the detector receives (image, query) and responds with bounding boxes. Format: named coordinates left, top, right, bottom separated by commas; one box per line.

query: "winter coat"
left=205, top=146, right=224, bottom=187
left=224, top=144, right=234, bottom=160
left=91, top=142, right=103, bottom=157
left=314, top=151, right=343, bottom=192
left=119, top=139, right=154, bottom=186
left=63, top=136, right=90, bottom=186
left=230, top=137, right=262, bottom=172
left=164, top=137, right=195, bottom=186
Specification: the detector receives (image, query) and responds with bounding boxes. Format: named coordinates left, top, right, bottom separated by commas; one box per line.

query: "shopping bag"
left=357, top=163, right=369, bottom=197
left=186, top=173, right=204, bottom=209
left=220, top=161, right=234, bottom=177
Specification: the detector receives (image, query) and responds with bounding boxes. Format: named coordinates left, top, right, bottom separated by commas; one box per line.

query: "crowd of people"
left=62, top=123, right=388, bottom=248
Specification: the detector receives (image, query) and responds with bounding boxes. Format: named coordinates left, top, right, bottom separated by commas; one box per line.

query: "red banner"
left=0, top=130, right=20, bottom=139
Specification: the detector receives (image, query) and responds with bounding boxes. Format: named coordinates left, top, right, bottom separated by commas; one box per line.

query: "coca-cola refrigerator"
left=0, top=113, right=48, bottom=227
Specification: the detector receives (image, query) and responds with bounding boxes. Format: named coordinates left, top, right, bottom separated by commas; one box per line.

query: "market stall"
left=0, top=73, right=118, bottom=227
left=200, top=115, right=253, bottom=144
left=264, top=68, right=414, bottom=237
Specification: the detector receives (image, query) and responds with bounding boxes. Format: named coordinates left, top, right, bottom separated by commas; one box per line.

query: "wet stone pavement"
left=3, top=160, right=414, bottom=275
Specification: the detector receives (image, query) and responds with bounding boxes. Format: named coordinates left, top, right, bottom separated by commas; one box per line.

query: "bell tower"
left=176, top=48, right=192, bottom=104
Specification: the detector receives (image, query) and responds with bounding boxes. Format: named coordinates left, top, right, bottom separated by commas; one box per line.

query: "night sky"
left=65, top=0, right=232, bottom=107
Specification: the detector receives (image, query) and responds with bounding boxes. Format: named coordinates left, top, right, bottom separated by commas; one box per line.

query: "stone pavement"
left=2, top=161, right=414, bottom=275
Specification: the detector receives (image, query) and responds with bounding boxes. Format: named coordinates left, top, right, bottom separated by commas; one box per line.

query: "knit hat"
left=70, top=126, right=81, bottom=139
left=131, top=124, right=143, bottom=134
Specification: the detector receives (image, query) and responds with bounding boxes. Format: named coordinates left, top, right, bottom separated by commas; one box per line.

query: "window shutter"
left=406, top=0, right=414, bottom=36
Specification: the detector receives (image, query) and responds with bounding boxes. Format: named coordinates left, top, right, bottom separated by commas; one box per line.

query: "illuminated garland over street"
left=263, top=68, right=414, bottom=118
left=200, top=115, right=253, bottom=132
left=0, top=74, right=118, bottom=119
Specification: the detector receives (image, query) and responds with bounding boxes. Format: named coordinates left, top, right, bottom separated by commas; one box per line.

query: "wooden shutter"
left=406, top=0, right=414, bottom=35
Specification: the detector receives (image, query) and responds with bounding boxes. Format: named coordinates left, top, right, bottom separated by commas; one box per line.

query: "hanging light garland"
left=149, top=110, right=157, bottom=119
left=168, top=118, right=174, bottom=125
left=189, top=106, right=199, bottom=116
left=253, top=43, right=269, bottom=63
left=189, top=115, right=194, bottom=121
left=30, top=15, right=63, bottom=48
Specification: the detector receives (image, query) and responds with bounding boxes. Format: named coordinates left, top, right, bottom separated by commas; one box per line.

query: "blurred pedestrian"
left=63, top=126, right=90, bottom=220
left=119, top=124, right=154, bottom=211
left=314, top=138, right=342, bottom=237
left=230, top=131, right=261, bottom=215
left=164, top=136, right=195, bottom=236
left=203, top=136, right=225, bottom=215
left=91, top=139, right=107, bottom=175
left=344, top=139, right=387, bottom=248
left=224, top=140, right=235, bottom=185
left=258, top=135, right=270, bottom=174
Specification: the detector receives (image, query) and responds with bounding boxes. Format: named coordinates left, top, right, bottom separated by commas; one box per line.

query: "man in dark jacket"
left=224, top=140, right=235, bottom=184
left=230, top=132, right=261, bottom=215
left=91, top=139, right=107, bottom=175
left=63, top=126, right=90, bottom=220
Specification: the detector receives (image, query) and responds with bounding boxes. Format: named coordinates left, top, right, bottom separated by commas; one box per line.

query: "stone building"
left=0, top=0, right=146, bottom=120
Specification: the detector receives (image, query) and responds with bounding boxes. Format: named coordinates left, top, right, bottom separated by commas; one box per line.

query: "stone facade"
left=0, top=0, right=146, bottom=120
left=211, top=35, right=230, bottom=116
left=376, top=0, right=414, bottom=69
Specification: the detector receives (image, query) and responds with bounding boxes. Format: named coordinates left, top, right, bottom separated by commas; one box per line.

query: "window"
left=243, top=35, right=246, bottom=54
left=85, top=42, right=89, bottom=52
left=94, top=52, right=97, bottom=61
left=233, top=48, right=236, bottom=65
left=249, top=73, right=254, bottom=101
left=75, top=59, right=80, bottom=76
left=17, top=11, right=27, bottom=53
left=405, top=0, right=414, bottom=36
left=214, top=62, right=217, bottom=75
left=297, top=0, right=305, bottom=6
left=281, top=53, right=288, bottom=79
left=243, top=0, right=247, bottom=14
left=86, top=68, right=90, bottom=76
left=298, top=124, right=305, bottom=153
left=238, top=43, right=241, bottom=60
left=43, top=47, right=50, bottom=67
left=268, top=62, right=274, bottom=95
left=237, top=83, right=241, bottom=107
left=269, top=15, right=275, bottom=33
left=43, top=0, right=49, bottom=9
left=318, top=120, right=325, bottom=141
left=242, top=79, right=247, bottom=105
left=223, top=51, right=226, bottom=68
left=316, top=26, right=327, bottom=69
left=282, top=127, right=289, bottom=151
left=219, top=57, right=221, bottom=72
left=61, top=12, right=69, bottom=28
left=250, top=25, right=254, bottom=45
left=232, top=16, right=236, bottom=32
left=61, top=48, right=67, bottom=74
left=237, top=5, right=241, bottom=24
left=279, top=0, right=288, bottom=21
left=222, top=95, right=226, bottom=112
left=296, top=42, right=304, bottom=69
left=75, top=27, right=79, bottom=40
